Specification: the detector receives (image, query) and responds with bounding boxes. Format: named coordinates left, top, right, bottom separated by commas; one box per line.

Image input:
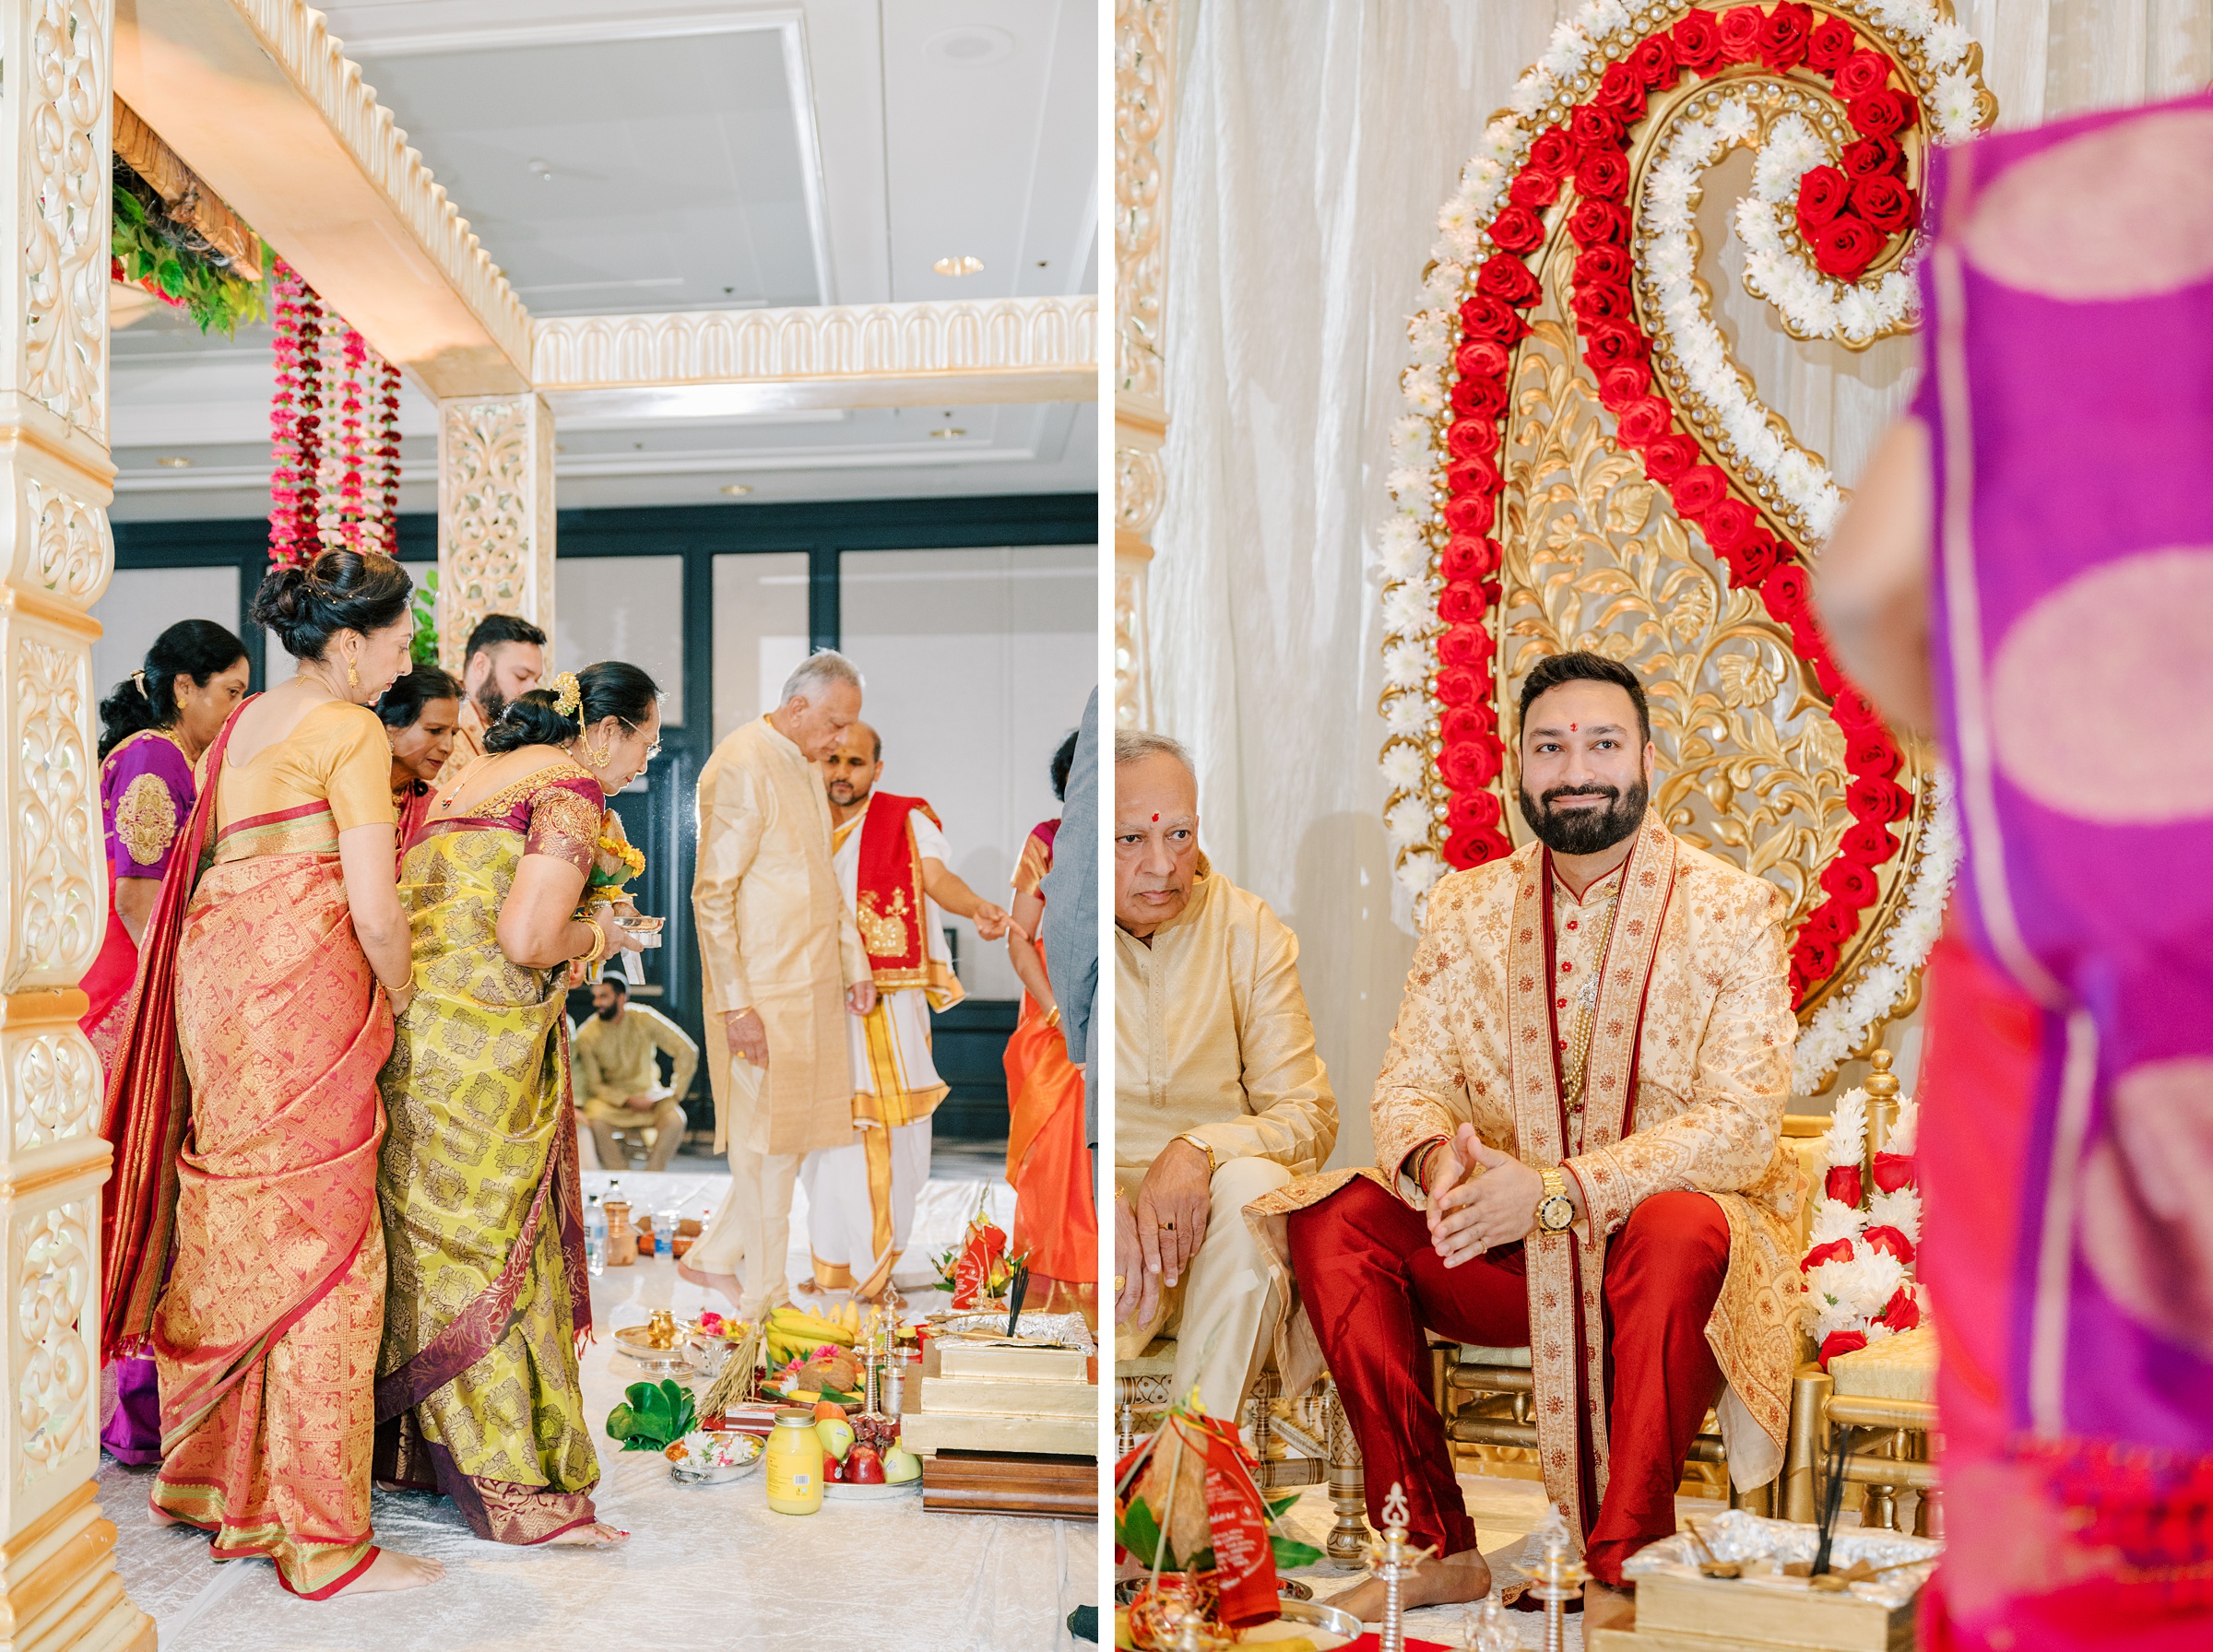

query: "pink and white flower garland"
left=1801, top=1082, right=1923, bottom=1365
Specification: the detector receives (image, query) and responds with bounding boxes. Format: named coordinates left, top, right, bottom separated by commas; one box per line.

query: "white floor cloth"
left=97, top=1172, right=1093, bottom=1652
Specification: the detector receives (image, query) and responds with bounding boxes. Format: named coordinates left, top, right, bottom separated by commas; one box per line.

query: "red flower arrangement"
left=268, top=262, right=405, bottom=565
left=1424, top=1, right=1918, bottom=1005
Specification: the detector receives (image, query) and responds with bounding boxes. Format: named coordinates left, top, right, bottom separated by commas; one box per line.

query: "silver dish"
left=668, top=1434, right=763, bottom=1485
left=1279, top=1598, right=1362, bottom=1640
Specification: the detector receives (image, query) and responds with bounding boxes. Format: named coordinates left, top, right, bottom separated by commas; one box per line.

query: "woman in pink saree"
left=101, top=549, right=443, bottom=1599
left=1821, top=93, right=2213, bottom=1652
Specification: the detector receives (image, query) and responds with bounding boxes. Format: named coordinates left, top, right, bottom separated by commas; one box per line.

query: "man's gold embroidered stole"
left=1503, top=810, right=1680, bottom=1537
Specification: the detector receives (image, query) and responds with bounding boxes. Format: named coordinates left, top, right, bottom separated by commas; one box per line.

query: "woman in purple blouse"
left=87, top=618, right=246, bottom=1463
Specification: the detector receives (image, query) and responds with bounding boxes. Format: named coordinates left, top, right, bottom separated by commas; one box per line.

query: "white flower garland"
left=1791, top=768, right=1961, bottom=1094
left=1375, top=0, right=1990, bottom=923
left=1641, top=95, right=1850, bottom=539
left=1804, top=1084, right=1923, bottom=1349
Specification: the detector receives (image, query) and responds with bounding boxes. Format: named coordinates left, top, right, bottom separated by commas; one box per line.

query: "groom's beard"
left=1517, top=776, right=1649, bottom=856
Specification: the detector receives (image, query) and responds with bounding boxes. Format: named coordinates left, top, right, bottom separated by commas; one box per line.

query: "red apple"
left=846, top=1446, right=885, bottom=1485
left=823, top=1453, right=846, bottom=1482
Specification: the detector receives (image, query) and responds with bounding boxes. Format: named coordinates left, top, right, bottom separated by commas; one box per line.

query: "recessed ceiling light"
left=932, top=255, right=984, bottom=277
left=528, top=159, right=555, bottom=181
left=927, top=26, right=1015, bottom=65
left=928, top=429, right=966, bottom=440
left=155, top=455, right=192, bottom=469
left=720, top=482, right=754, bottom=497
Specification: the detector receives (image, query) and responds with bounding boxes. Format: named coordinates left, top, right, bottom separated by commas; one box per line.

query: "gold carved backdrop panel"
left=1493, top=235, right=1934, bottom=1002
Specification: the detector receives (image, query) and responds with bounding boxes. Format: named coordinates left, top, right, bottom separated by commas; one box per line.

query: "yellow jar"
left=764, top=1407, right=824, bottom=1515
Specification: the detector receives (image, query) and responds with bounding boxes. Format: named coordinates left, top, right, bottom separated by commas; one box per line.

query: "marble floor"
left=97, top=1169, right=1097, bottom=1652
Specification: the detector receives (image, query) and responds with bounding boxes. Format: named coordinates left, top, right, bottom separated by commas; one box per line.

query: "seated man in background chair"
left=573, top=974, right=698, bottom=1173
left=1113, top=729, right=1337, bottom=1424
left=1248, top=653, right=1802, bottom=1633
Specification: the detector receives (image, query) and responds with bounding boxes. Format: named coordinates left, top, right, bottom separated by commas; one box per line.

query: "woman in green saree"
left=373, top=661, right=658, bottom=1544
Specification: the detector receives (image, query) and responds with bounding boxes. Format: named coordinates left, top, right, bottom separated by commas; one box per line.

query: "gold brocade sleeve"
left=1182, top=895, right=1340, bottom=1174
left=113, top=772, right=178, bottom=869
left=523, top=785, right=602, bottom=873
left=324, top=703, right=400, bottom=831
left=1565, top=873, right=1796, bottom=1236
left=1368, top=876, right=1486, bottom=1198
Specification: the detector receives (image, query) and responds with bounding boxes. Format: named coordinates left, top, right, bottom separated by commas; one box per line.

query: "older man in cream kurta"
left=688, top=653, right=873, bottom=1318
left=1115, top=733, right=1337, bottom=1424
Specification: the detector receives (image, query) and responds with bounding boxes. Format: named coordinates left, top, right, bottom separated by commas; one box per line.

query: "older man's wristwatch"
left=1535, top=1166, right=1576, bottom=1233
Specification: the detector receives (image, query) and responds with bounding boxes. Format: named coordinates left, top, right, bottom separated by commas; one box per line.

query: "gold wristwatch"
left=1176, top=1133, right=1219, bottom=1174
left=1535, top=1166, right=1576, bottom=1233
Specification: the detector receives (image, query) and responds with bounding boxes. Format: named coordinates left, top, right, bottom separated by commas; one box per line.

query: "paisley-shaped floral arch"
left=1375, top=0, right=1995, bottom=1092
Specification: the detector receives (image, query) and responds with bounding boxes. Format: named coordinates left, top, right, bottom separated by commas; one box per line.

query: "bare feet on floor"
left=1327, top=1546, right=1493, bottom=1622
left=675, top=1260, right=743, bottom=1312
left=331, top=1549, right=445, bottom=1596
left=148, top=1505, right=183, bottom=1528
left=543, top=1522, right=629, bottom=1548
left=1583, top=1580, right=1636, bottom=1633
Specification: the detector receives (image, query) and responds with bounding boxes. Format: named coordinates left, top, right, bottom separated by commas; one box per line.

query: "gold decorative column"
left=435, top=395, right=557, bottom=670
left=0, top=0, right=155, bottom=1644
left=1114, top=0, right=1174, bottom=731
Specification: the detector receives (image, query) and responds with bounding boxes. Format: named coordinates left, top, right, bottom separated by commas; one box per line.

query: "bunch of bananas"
left=763, top=1301, right=858, bottom=1368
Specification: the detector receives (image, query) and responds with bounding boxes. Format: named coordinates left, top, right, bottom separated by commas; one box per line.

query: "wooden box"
left=933, top=1340, right=1092, bottom=1384
left=900, top=1408, right=1096, bottom=1458
left=917, top=1375, right=1098, bottom=1420
left=921, top=1449, right=1096, bottom=1520
left=1625, top=1573, right=1915, bottom=1652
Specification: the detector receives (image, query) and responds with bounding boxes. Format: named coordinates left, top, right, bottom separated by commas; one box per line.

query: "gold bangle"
left=576, top=918, right=608, bottom=968
left=1042, top=1005, right=1061, bottom=1030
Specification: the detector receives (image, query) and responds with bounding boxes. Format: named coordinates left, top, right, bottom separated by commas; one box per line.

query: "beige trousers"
left=688, top=1056, right=801, bottom=1318
left=584, top=1092, right=688, bottom=1174
left=1118, top=1154, right=1292, bottom=1423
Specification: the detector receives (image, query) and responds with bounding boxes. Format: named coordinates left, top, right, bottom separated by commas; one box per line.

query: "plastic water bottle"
left=654, top=1208, right=677, bottom=1260
left=586, top=1195, right=608, bottom=1276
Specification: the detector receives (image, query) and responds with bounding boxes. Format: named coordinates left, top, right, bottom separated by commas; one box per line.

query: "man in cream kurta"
left=687, top=651, right=874, bottom=1318
left=1247, top=655, right=1802, bottom=1629
left=805, top=721, right=1012, bottom=1300
left=1114, top=731, right=1337, bottom=1424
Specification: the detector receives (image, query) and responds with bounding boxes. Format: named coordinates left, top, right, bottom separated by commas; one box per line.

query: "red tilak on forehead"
left=1152, top=813, right=1160, bottom=822
left=1570, top=722, right=1578, bottom=732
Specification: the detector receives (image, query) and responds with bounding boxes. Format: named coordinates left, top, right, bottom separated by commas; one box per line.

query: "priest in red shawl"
left=806, top=722, right=1014, bottom=1300
left=1246, top=652, right=1801, bottom=1634
left=1817, top=93, right=2213, bottom=1652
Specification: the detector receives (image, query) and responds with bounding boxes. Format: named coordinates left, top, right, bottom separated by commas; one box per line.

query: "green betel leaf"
left=1270, top=1535, right=1323, bottom=1572
left=1265, top=1491, right=1303, bottom=1522
left=1114, top=1496, right=1178, bottom=1575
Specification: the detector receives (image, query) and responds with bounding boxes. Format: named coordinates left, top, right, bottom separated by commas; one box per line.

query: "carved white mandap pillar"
left=1114, top=0, right=1174, bottom=731
left=434, top=394, right=557, bottom=672
left=0, top=0, right=155, bottom=1645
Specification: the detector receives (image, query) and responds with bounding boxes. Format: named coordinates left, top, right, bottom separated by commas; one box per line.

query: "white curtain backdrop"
left=1148, top=0, right=2212, bottom=1172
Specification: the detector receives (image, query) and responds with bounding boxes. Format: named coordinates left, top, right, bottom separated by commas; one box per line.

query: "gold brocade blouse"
left=210, top=700, right=395, bottom=860
left=1114, top=858, right=1338, bottom=1175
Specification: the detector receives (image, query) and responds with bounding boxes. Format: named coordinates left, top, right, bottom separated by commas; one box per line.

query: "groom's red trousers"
left=1286, top=1176, right=1729, bottom=1585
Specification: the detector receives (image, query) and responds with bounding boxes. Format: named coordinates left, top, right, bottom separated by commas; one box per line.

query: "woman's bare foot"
left=1327, top=1547, right=1492, bottom=1622
left=148, top=1505, right=183, bottom=1528
left=1583, top=1579, right=1635, bottom=1633
left=543, top=1522, right=629, bottom=1548
left=675, top=1260, right=743, bottom=1312
left=330, top=1548, right=444, bottom=1597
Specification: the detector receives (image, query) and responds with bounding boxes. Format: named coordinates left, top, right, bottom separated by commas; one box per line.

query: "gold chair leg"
left=1782, top=1363, right=1831, bottom=1525
left=1325, top=1380, right=1368, bottom=1568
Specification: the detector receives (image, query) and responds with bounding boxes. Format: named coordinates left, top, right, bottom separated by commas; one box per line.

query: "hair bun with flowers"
left=552, top=671, right=582, bottom=720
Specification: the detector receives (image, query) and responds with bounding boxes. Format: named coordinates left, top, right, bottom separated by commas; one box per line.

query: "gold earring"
left=586, top=726, right=613, bottom=768
left=347, top=656, right=360, bottom=690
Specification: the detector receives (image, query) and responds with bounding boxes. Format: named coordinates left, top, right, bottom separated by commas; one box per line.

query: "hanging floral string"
left=267, top=262, right=405, bottom=564
left=377, top=360, right=404, bottom=554
left=337, top=325, right=367, bottom=546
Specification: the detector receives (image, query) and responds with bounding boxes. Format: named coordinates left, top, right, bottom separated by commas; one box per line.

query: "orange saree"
left=102, top=699, right=397, bottom=1599
left=1002, top=821, right=1095, bottom=1282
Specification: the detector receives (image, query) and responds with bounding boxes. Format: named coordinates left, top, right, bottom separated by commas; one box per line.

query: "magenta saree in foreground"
left=1915, top=94, right=2213, bottom=1650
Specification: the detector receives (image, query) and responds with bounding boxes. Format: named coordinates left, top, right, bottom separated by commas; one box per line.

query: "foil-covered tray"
left=1622, top=1508, right=1941, bottom=1609
left=930, top=1311, right=1095, bottom=1355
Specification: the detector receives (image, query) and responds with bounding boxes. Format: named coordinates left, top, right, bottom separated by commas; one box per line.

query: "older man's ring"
left=1163, top=1220, right=1175, bottom=1230
left=1113, top=1275, right=1128, bottom=1292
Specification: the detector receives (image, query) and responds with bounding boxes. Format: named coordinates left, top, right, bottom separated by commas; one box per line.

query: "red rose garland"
left=1432, top=2, right=1919, bottom=1007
